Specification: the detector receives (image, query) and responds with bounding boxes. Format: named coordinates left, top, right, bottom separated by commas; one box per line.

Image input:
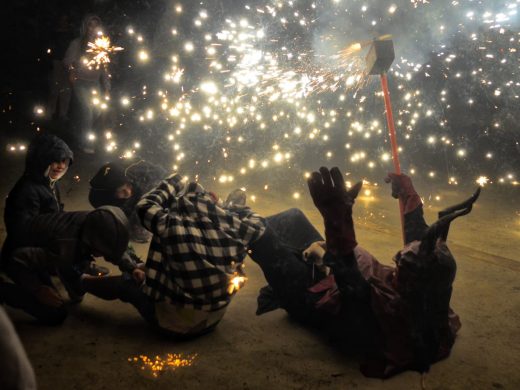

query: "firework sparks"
left=14, top=0, right=518, bottom=198
left=86, top=34, right=123, bottom=70
left=228, top=274, right=247, bottom=295
left=128, top=353, right=197, bottom=377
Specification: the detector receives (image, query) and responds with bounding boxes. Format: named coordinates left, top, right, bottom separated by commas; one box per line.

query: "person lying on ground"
left=0, top=206, right=140, bottom=325
left=88, top=157, right=166, bottom=243
left=247, top=166, right=480, bottom=379
left=79, top=173, right=265, bottom=337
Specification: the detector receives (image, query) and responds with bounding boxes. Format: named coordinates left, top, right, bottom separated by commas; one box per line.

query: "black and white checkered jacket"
left=136, top=174, right=266, bottom=311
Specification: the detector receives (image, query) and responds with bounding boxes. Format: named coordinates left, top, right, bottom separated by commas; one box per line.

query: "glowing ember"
left=228, top=275, right=247, bottom=295
left=128, top=353, right=197, bottom=377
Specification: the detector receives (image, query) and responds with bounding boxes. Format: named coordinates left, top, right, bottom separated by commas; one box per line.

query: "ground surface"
left=1, top=152, right=519, bottom=390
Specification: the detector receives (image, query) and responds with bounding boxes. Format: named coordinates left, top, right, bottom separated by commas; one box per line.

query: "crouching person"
left=81, top=173, right=266, bottom=337
left=0, top=206, right=138, bottom=325
left=248, top=167, right=480, bottom=379
left=88, top=158, right=166, bottom=243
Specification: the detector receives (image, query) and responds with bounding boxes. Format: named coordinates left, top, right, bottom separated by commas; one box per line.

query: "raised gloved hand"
left=384, top=173, right=422, bottom=214
left=307, top=167, right=362, bottom=255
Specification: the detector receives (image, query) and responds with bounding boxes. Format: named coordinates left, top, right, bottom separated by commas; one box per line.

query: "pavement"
left=1, top=155, right=519, bottom=390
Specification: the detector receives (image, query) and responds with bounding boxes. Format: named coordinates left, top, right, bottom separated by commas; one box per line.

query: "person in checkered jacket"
left=81, top=173, right=266, bottom=337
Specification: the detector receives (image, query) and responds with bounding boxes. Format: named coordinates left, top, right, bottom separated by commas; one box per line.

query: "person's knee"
left=283, top=208, right=312, bottom=227
left=286, top=208, right=305, bottom=219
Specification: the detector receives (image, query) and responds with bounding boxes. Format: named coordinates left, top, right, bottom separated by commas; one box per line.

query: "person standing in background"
left=64, top=14, right=110, bottom=153
left=46, top=12, right=74, bottom=123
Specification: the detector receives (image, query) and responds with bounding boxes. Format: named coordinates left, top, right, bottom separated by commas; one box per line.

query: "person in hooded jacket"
left=64, top=14, right=110, bottom=153
left=1, top=133, right=73, bottom=324
left=0, top=206, right=143, bottom=325
left=3, top=133, right=73, bottom=257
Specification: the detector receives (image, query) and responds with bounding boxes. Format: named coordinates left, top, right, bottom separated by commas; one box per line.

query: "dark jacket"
left=3, top=134, right=73, bottom=255
left=11, top=207, right=136, bottom=274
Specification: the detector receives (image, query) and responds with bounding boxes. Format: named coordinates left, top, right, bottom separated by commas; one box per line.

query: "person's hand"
left=34, top=285, right=64, bottom=308
left=132, top=268, right=146, bottom=285
left=384, top=173, right=422, bottom=214
left=307, top=167, right=362, bottom=255
left=303, top=241, right=326, bottom=265
left=384, top=173, right=414, bottom=199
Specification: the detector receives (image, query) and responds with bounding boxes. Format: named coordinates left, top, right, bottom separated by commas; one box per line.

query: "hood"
left=25, top=134, right=73, bottom=182
left=80, top=14, right=102, bottom=38
left=81, top=206, right=129, bottom=264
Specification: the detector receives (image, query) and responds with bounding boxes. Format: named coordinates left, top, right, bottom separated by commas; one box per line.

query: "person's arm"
left=306, top=167, right=370, bottom=299
left=135, top=174, right=185, bottom=237
left=63, top=39, right=79, bottom=83
left=307, top=167, right=362, bottom=256
left=6, top=186, right=42, bottom=240
left=111, top=251, right=137, bottom=274
left=323, top=251, right=371, bottom=302
left=63, top=39, right=78, bottom=68
left=385, top=173, right=428, bottom=243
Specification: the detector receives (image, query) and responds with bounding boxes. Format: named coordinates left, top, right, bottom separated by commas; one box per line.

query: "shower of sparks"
left=9, top=0, right=518, bottom=200
left=128, top=353, right=197, bottom=377
left=86, top=34, right=123, bottom=70
left=411, top=0, right=430, bottom=7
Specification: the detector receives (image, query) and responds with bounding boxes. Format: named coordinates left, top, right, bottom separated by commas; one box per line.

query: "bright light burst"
left=86, top=34, right=123, bottom=70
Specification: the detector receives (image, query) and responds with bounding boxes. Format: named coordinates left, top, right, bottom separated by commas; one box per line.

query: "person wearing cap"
left=88, top=158, right=166, bottom=243
left=0, top=206, right=142, bottom=325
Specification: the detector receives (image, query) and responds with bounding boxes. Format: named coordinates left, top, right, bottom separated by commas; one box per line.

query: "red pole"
left=380, top=73, right=405, bottom=243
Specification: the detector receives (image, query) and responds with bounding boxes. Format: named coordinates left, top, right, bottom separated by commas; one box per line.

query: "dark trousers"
left=0, top=280, right=67, bottom=325
left=248, top=208, right=325, bottom=322
left=0, top=247, right=68, bottom=325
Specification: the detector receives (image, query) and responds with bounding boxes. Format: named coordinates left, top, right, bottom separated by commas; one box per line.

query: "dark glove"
left=307, top=167, right=362, bottom=255
left=384, top=173, right=422, bottom=214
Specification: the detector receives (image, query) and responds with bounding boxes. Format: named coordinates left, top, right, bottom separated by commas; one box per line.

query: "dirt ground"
left=1, top=153, right=519, bottom=390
